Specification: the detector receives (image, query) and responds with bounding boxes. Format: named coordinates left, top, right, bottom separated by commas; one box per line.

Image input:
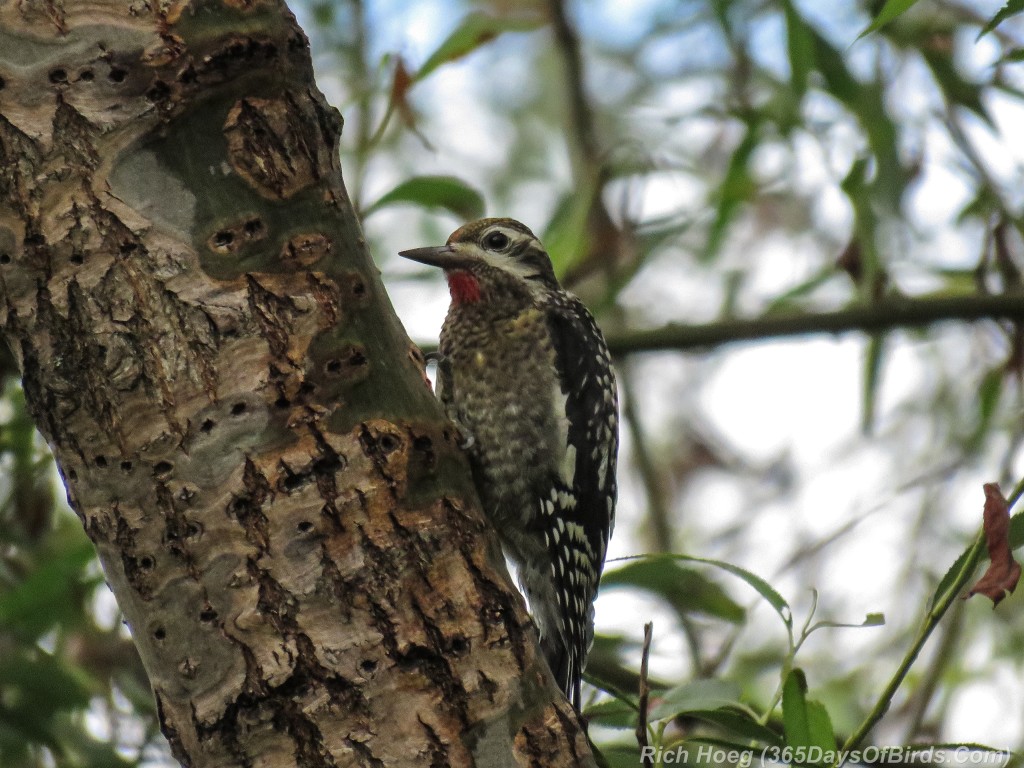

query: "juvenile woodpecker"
left=400, top=218, right=618, bottom=709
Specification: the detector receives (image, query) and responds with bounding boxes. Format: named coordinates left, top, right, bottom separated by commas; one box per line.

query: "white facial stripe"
left=463, top=227, right=547, bottom=281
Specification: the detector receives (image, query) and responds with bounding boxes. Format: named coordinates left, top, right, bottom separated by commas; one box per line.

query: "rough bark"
left=0, top=2, right=593, bottom=766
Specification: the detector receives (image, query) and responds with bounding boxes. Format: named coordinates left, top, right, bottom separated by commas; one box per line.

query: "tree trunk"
left=0, top=2, right=593, bottom=766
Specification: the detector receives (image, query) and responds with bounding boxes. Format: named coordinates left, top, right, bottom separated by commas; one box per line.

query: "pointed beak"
left=398, top=244, right=467, bottom=269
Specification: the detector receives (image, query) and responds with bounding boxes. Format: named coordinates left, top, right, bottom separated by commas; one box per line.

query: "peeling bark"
left=0, top=2, right=593, bottom=766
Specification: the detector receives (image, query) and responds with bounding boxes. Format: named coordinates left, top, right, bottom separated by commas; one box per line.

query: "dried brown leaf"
left=966, top=483, right=1021, bottom=606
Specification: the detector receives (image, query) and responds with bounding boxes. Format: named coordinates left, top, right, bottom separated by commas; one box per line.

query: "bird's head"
left=399, top=218, right=559, bottom=305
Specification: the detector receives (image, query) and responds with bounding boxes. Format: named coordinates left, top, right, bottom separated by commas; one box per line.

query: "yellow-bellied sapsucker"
left=400, top=218, right=618, bottom=709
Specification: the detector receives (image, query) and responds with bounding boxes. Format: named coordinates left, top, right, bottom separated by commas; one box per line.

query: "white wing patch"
left=552, top=381, right=575, bottom=486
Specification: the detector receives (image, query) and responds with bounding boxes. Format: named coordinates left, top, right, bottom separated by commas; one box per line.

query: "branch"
left=415, top=294, right=1024, bottom=358
left=602, top=294, right=1024, bottom=355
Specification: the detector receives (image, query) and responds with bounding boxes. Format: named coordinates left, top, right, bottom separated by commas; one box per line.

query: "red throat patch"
left=446, top=270, right=482, bottom=304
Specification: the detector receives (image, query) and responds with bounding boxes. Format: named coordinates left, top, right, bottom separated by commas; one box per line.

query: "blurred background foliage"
left=5, top=0, right=1024, bottom=765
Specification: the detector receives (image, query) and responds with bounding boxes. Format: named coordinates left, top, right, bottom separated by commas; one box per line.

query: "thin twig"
left=900, top=600, right=965, bottom=741
left=637, top=622, right=654, bottom=768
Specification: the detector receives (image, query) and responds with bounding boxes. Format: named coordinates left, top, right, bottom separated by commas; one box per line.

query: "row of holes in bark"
left=48, top=66, right=127, bottom=84
left=132, top=515, right=315, bottom=572
left=46, top=66, right=171, bottom=102
left=0, top=251, right=91, bottom=266
left=66, top=402, right=253, bottom=481
left=210, top=217, right=264, bottom=250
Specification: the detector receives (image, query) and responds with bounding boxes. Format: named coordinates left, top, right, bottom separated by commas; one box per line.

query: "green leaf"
left=856, top=0, right=920, bottom=40
left=364, top=175, right=485, bottom=221
left=600, top=558, right=746, bottom=623
left=415, top=13, right=543, bottom=82
left=806, top=699, right=837, bottom=752
left=782, top=669, right=836, bottom=752
left=921, top=50, right=992, bottom=125
left=921, top=742, right=1017, bottom=754
left=583, top=698, right=637, bottom=729
left=691, top=708, right=785, bottom=747
left=0, top=652, right=93, bottom=714
left=979, top=0, right=1024, bottom=39
left=782, top=0, right=814, bottom=97
left=704, top=123, right=759, bottom=263
left=648, top=679, right=743, bottom=722
left=782, top=669, right=811, bottom=747
left=971, top=367, right=1005, bottom=450
left=0, top=538, right=97, bottom=641
left=595, top=743, right=654, bottom=768
left=1010, top=508, right=1024, bottom=549
left=607, top=554, right=791, bottom=629
left=815, top=35, right=907, bottom=209
left=542, top=186, right=595, bottom=276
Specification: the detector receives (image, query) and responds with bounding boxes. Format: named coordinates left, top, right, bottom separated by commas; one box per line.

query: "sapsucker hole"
left=230, top=402, right=246, bottom=415
left=119, top=241, right=138, bottom=254
left=378, top=434, right=400, bottom=453
left=243, top=218, right=263, bottom=237
left=298, top=382, right=316, bottom=395
left=94, top=455, right=108, bottom=468
left=0, top=253, right=10, bottom=265
left=78, top=69, right=94, bottom=82
left=120, top=460, right=133, bottom=472
left=325, top=359, right=342, bottom=374
left=359, top=659, right=377, bottom=674
left=107, top=67, right=127, bottom=83
left=449, top=636, right=470, bottom=655
left=145, top=79, right=170, bottom=101
left=274, top=396, right=290, bottom=409
left=200, top=419, right=215, bottom=433
left=48, top=68, right=67, bottom=84
left=199, top=607, right=217, bottom=623
left=185, top=521, right=202, bottom=539
left=351, top=280, right=366, bottom=297
left=153, top=627, right=166, bottom=640
left=0, top=76, right=6, bottom=91
left=69, top=253, right=84, bottom=265
left=139, top=556, right=155, bottom=570
left=296, top=520, right=314, bottom=533
left=213, top=230, right=234, bottom=248
left=67, top=469, right=78, bottom=482
left=413, top=436, right=432, bottom=452
left=178, top=66, right=197, bottom=84
left=153, top=460, right=173, bottom=476
left=281, top=472, right=306, bottom=492
left=229, top=497, right=251, bottom=516
left=349, top=350, right=367, bottom=366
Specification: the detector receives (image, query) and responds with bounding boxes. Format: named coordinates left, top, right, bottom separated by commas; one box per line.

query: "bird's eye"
left=483, top=231, right=510, bottom=250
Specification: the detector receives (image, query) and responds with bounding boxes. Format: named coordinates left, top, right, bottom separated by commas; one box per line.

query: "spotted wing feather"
left=540, top=294, right=619, bottom=707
